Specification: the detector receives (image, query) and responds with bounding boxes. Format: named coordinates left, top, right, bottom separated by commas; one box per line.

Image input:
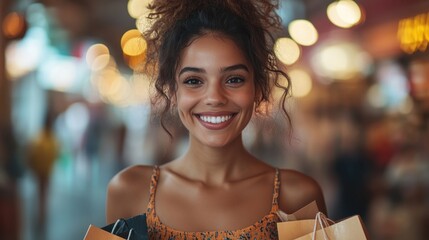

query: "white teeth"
left=199, top=115, right=232, bottom=124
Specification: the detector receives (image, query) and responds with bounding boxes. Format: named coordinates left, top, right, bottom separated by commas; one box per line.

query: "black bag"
left=101, top=214, right=149, bottom=240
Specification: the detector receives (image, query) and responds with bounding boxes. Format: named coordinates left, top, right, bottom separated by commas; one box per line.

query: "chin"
left=196, top=134, right=240, bottom=148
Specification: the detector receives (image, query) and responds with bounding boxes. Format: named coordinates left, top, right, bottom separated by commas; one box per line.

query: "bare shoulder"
left=278, top=169, right=327, bottom=215
left=106, top=165, right=154, bottom=224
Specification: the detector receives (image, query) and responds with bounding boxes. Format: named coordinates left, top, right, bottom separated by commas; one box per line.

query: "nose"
left=204, top=82, right=227, bottom=106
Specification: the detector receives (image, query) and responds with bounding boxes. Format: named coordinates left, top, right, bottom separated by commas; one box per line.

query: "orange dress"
left=146, top=166, right=281, bottom=239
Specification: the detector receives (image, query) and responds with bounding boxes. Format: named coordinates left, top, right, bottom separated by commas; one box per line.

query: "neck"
left=176, top=136, right=256, bottom=185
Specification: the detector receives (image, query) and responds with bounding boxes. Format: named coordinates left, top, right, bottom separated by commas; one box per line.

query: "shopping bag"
left=84, top=214, right=148, bottom=240
left=277, top=201, right=320, bottom=221
left=84, top=224, right=125, bottom=240
left=277, top=212, right=368, bottom=240
left=295, top=213, right=368, bottom=240
left=277, top=218, right=321, bottom=240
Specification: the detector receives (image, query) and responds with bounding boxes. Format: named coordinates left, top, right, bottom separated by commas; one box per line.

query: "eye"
left=226, top=76, right=245, bottom=86
left=183, top=78, right=203, bottom=86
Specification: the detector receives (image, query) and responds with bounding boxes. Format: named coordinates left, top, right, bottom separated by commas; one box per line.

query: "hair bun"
left=144, top=0, right=281, bottom=42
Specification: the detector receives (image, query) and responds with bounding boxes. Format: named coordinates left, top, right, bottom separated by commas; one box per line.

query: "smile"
left=198, top=115, right=233, bottom=124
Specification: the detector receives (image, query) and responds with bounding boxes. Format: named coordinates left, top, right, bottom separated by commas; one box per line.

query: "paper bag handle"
left=111, top=218, right=135, bottom=240
left=126, top=228, right=133, bottom=240
left=111, top=219, right=124, bottom=234
left=312, top=212, right=335, bottom=240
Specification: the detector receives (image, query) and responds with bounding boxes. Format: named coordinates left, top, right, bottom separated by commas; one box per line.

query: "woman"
left=106, top=0, right=327, bottom=239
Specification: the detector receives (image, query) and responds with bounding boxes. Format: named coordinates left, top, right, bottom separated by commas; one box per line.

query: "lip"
left=194, top=112, right=237, bottom=130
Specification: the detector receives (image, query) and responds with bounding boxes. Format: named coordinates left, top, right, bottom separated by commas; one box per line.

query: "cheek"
left=176, top=90, right=196, bottom=111
left=236, top=88, right=256, bottom=110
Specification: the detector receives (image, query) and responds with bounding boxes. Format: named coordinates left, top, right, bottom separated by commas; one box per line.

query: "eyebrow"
left=178, top=67, right=205, bottom=76
left=178, top=64, right=250, bottom=77
left=221, top=64, right=249, bottom=73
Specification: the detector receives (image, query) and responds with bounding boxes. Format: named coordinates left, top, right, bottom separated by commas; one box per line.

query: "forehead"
left=178, top=33, right=250, bottom=69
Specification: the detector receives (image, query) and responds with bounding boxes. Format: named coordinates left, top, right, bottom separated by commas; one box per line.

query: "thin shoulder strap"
left=147, top=165, right=160, bottom=212
left=271, top=168, right=280, bottom=212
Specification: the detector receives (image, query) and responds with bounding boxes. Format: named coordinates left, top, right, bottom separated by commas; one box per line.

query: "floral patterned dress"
left=146, top=166, right=282, bottom=239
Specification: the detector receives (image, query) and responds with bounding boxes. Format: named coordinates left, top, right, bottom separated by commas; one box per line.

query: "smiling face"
left=175, top=34, right=255, bottom=148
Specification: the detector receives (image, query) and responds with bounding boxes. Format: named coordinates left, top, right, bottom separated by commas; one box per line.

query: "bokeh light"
left=5, top=27, right=47, bottom=78
left=327, top=0, right=362, bottom=28
left=288, top=19, right=318, bottom=46
left=289, top=68, right=313, bottom=98
left=121, top=29, right=142, bottom=48
left=2, top=12, right=27, bottom=39
left=127, top=0, right=152, bottom=19
left=124, top=54, right=146, bottom=72
left=121, top=29, right=147, bottom=69
left=123, top=36, right=147, bottom=57
left=274, top=37, right=301, bottom=65
left=397, top=13, right=429, bottom=54
left=37, top=55, right=81, bottom=92
left=311, top=40, right=372, bottom=81
left=86, top=43, right=111, bottom=71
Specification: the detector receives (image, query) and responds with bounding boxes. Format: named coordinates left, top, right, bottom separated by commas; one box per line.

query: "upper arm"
left=106, top=165, right=153, bottom=224
left=278, top=169, right=327, bottom=216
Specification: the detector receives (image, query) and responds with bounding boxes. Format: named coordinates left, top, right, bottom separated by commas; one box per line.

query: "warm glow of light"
left=327, top=0, right=362, bottom=28
left=97, top=72, right=124, bottom=96
left=85, top=43, right=114, bottom=72
left=320, top=46, right=350, bottom=74
left=336, top=0, right=361, bottom=25
left=86, top=43, right=110, bottom=67
left=397, top=12, right=429, bottom=54
left=127, top=0, right=152, bottom=19
left=125, top=54, right=146, bottom=71
left=288, top=19, right=318, bottom=46
left=91, top=68, right=134, bottom=106
left=274, top=37, right=301, bottom=65
left=123, top=36, right=147, bottom=56
left=311, top=41, right=372, bottom=81
left=121, top=29, right=142, bottom=48
left=2, top=12, right=26, bottom=39
left=91, top=54, right=112, bottom=71
left=289, top=69, right=312, bottom=98
left=91, top=67, right=119, bottom=90
left=106, top=76, right=132, bottom=107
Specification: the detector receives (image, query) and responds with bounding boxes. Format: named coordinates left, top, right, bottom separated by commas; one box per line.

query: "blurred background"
left=1, top=0, right=429, bottom=239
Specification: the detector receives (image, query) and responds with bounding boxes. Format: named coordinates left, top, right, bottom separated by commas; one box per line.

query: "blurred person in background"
left=106, top=0, right=327, bottom=239
left=367, top=113, right=429, bottom=240
left=366, top=56, right=429, bottom=240
left=332, top=110, right=373, bottom=221
left=27, top=111, right=60, bottom=234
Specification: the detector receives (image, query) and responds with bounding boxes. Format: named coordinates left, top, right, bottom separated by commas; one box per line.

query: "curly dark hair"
left=143, top=0, right=291, bottom=136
